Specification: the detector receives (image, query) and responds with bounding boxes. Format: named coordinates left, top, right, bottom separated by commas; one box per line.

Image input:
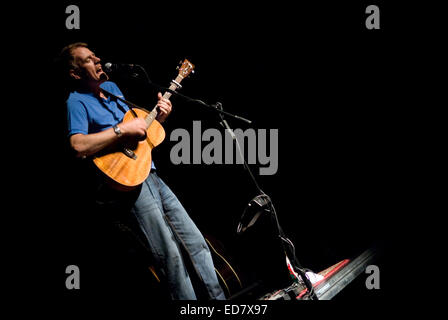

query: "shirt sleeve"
left=67, top=98, right=89, bottom=137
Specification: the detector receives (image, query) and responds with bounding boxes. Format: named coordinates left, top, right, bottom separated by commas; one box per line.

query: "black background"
left=5, top=0, right=417, bottom=313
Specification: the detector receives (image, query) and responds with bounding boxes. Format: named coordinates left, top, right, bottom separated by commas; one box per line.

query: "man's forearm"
left=70, top=128, right=119, bottom=158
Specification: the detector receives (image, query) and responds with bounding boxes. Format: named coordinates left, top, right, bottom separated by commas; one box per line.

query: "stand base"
left=259, top=248, right=377, bottom=300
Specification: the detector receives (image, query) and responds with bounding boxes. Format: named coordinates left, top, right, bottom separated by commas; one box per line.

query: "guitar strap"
left=100, top=87, right=139, bottom=118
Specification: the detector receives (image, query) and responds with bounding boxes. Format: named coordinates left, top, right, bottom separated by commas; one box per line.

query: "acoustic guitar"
left=93, top=59, right=194, bottom=190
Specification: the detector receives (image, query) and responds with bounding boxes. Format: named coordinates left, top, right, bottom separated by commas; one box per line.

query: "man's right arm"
left=70, top=118, right=148, bottom=158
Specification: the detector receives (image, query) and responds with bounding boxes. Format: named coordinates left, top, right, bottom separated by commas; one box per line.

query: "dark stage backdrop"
left=6, top=0, right=412, bottom=307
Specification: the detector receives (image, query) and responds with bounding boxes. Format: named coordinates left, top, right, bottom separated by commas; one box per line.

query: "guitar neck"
left=162, top=74, right=183, bottom=100
left=144, top=74, right=183, bottom=127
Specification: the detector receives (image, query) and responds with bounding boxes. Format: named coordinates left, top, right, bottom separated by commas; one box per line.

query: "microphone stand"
left=124, top=64, right=252, bottom=124
left=117, top=67, right=318, bottom=300
left=213, top=102, right=318, bottom=300
left=152, top=85, right=253, bottom=125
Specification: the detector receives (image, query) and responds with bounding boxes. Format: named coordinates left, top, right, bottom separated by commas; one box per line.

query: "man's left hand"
left=155, top=92, right=172, bottom=123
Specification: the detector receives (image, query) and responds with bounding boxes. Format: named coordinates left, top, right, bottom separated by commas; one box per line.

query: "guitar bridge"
left=122, top=148, right=137, bottom=160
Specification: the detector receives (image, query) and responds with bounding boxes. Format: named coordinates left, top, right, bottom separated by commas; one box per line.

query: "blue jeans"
left=101, top=172, right=225, bottom=300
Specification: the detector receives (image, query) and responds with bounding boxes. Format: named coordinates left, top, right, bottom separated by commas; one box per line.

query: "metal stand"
left=214, top=102, right=318, bottom=300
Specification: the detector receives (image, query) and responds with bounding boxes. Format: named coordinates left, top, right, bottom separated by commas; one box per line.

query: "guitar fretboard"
left=144, top=74, right=183, bottom=128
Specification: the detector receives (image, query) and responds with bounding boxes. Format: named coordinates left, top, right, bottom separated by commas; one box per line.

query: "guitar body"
left=93, top=108, right=165, bottom=189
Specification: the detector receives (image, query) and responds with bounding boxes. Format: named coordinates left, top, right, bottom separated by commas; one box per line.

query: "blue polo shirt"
left=67, top=81, right=155, bottom=169
left=67, top=81, right=129, bottom=136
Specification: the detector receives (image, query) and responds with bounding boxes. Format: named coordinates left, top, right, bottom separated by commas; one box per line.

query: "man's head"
left=60, top=42, right=108, bottom=87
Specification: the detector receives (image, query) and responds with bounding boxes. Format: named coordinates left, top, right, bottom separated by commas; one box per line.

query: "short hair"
left=54, top=42, right=90, bottom=90
left=59, top=42, right=89, bottom=74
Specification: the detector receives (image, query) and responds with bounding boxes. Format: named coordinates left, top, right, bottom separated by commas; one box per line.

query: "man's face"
left=70, top=46, right=107, bottom=84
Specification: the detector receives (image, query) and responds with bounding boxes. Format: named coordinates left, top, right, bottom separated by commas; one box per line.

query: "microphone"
left=103, top=62, right=136, bottom=73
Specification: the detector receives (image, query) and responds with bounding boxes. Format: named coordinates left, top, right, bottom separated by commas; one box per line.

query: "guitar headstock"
left=177, top=59, right=195, bottom=79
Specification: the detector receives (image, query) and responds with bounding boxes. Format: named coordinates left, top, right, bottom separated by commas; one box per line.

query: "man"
left=62, top=42, right=225, bottom=300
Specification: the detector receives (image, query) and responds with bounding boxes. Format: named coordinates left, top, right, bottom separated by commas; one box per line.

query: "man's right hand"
left=119, top=118, right=147, bottom=139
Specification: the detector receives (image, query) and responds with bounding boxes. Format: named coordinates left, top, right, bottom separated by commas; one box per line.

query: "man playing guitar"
left=61, top=42, right=225, bottom=300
